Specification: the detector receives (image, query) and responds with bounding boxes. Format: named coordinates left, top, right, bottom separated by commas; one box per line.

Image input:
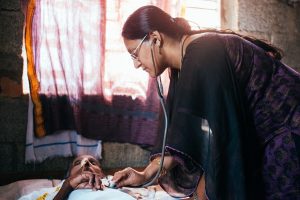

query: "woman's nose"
left=133, top=59, right=142, bottom=69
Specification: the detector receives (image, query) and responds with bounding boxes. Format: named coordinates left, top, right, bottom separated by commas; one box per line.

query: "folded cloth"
left=18, top=181, right=63, bottom=200
left=120, top=186, right=180, bottom=200
left=26, top=95, right=102, bottom=163
left=0, top=179, right=61, bottom=200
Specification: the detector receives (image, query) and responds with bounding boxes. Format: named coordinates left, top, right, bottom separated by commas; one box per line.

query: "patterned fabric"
left=263, top=133, right=300, bottom=199
left=151, top=33, right=300, bottom=200
left=223, top=34, right=300, bottom=144
left=224, top=34, right=300, bottom=199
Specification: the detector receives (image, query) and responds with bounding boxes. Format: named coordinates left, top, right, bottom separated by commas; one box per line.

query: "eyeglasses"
left=130, top=34, right=148, bottom=61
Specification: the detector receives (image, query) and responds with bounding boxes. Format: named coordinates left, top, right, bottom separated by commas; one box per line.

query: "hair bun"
left=173, top=17, right=191, bottom=32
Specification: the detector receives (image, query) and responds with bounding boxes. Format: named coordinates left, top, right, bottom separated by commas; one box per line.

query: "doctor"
left=112, top=5, right=300, bottom=200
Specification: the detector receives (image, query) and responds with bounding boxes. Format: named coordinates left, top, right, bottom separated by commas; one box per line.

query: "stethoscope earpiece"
left=152, top=38, right=161, bottom=47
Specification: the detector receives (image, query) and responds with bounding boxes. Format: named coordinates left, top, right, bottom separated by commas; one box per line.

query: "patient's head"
left=69, top=154, right=104, bottom=177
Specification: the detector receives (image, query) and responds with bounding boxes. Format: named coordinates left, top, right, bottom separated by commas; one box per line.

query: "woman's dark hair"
left=122, top=5, right=191, bottom=40
left=122, top=5, right=283, bottom=60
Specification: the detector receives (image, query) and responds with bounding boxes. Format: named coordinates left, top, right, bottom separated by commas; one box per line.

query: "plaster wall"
left=222, top=0, right=300, bottom=70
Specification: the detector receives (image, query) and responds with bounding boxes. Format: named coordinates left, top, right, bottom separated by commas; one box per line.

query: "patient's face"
left=70, top=155, right=103, bottom=176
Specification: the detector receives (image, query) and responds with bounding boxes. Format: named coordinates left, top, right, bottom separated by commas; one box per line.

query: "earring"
left=156, top=40, right=162, bottom=54
left=156, top=40, right=160, bottom=47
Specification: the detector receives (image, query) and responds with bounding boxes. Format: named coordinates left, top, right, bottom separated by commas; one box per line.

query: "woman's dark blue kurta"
left=151, top=33, right=300, bottom=200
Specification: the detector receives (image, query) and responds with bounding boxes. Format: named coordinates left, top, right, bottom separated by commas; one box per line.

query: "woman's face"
left=70, top=155, right=103, bottom=176
left=123, top=37, right=166, bottom=77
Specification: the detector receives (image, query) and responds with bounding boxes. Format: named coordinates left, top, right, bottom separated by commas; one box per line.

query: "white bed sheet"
left=0, top=179, right=61, bottom=200
left=0, top=179, right=179, bottom=200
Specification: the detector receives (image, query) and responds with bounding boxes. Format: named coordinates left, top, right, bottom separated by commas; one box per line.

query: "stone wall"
left=0, top=0, right=299, bottom=185
left=0, top=0, right=23, bottom=96
left=222, top=0, right=300, bottom=70
left=0, top=0, right=28, bottom=177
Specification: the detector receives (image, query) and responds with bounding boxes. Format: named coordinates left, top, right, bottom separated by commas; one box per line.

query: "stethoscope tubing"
left=138, top=40, right=169, bottom=187
left=140, top=76, right=168, bottom=187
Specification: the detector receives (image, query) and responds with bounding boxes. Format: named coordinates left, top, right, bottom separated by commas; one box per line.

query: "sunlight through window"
left=178, top=0, right=220, bottom=29
left=22, top=0, right=221, bottom=98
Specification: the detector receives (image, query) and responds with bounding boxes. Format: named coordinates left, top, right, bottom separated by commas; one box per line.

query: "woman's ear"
left=150, top=31, right=163, bottom=47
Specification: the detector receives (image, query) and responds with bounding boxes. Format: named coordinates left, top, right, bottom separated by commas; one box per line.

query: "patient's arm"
left=112, top=155, right=177, bottom=188
left=53, top=179, right=73, bottom=200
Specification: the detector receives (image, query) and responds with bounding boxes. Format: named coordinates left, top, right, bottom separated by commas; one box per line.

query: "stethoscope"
left=106, top=38, right=169, bottom=189
left=138, top=38, right=169, bottom=187
left=108, top=38, right=169, bottom=189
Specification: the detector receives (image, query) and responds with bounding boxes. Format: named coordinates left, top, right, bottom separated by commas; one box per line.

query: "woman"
left=19, top=155, right=134, bottom=200
left=18, top=155, right=106, bottom=200
left=112, top=5, right=300, bottom=200
left=53, top=154, right=106, bottom=199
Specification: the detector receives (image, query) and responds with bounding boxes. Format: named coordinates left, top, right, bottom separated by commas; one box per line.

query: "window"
left=179, top=0, right=220, bottom=29
left=104, top=0, right=152, bottom=100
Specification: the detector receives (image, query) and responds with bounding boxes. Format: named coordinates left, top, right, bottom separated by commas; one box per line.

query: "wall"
left=0, top=0, right=29, bottom=176
left=0, top=0, right=299, bottom=184
left=222, top=0, right=300, bottom=70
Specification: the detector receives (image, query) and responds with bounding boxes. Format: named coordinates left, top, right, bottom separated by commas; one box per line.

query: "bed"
left=0, top=178, right=182, bottom=200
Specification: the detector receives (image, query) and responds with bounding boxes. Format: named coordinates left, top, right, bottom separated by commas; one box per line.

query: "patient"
left=53, top=154, right=105, bottom=199
left=18, top=154, right=135, bottom=200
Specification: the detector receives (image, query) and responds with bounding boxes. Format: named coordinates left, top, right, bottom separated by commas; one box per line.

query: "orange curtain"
left=25, top=0, right=46, bottom=137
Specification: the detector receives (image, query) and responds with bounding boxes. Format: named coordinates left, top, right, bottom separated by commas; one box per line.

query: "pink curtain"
left=32, top=0, right=105, bottom=97
left=26, top=0, right=170, bottom=147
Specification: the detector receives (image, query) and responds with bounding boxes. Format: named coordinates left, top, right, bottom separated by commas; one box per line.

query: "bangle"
left=153, top=157, right=161, bottom=165
left=153, top=157, right=167, bottom=176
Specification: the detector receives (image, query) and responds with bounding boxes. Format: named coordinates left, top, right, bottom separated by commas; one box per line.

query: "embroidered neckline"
left=180, top=35, right=190, bottom=70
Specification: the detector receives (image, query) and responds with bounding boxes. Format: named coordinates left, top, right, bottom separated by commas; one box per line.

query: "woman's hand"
left=112, top=156, right=177, bottom=188
left=112, top=167, right=147, bottom=188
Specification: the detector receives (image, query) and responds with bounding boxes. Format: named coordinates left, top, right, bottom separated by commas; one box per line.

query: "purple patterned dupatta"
left=151, top=33, right=300, bottom=199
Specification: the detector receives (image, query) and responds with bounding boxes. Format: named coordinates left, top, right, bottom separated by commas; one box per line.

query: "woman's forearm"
left=143, top=155, right=177, bottom=180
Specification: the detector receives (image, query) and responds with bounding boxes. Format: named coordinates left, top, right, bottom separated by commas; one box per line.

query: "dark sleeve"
left=151, top=35, right=261, bottom=199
